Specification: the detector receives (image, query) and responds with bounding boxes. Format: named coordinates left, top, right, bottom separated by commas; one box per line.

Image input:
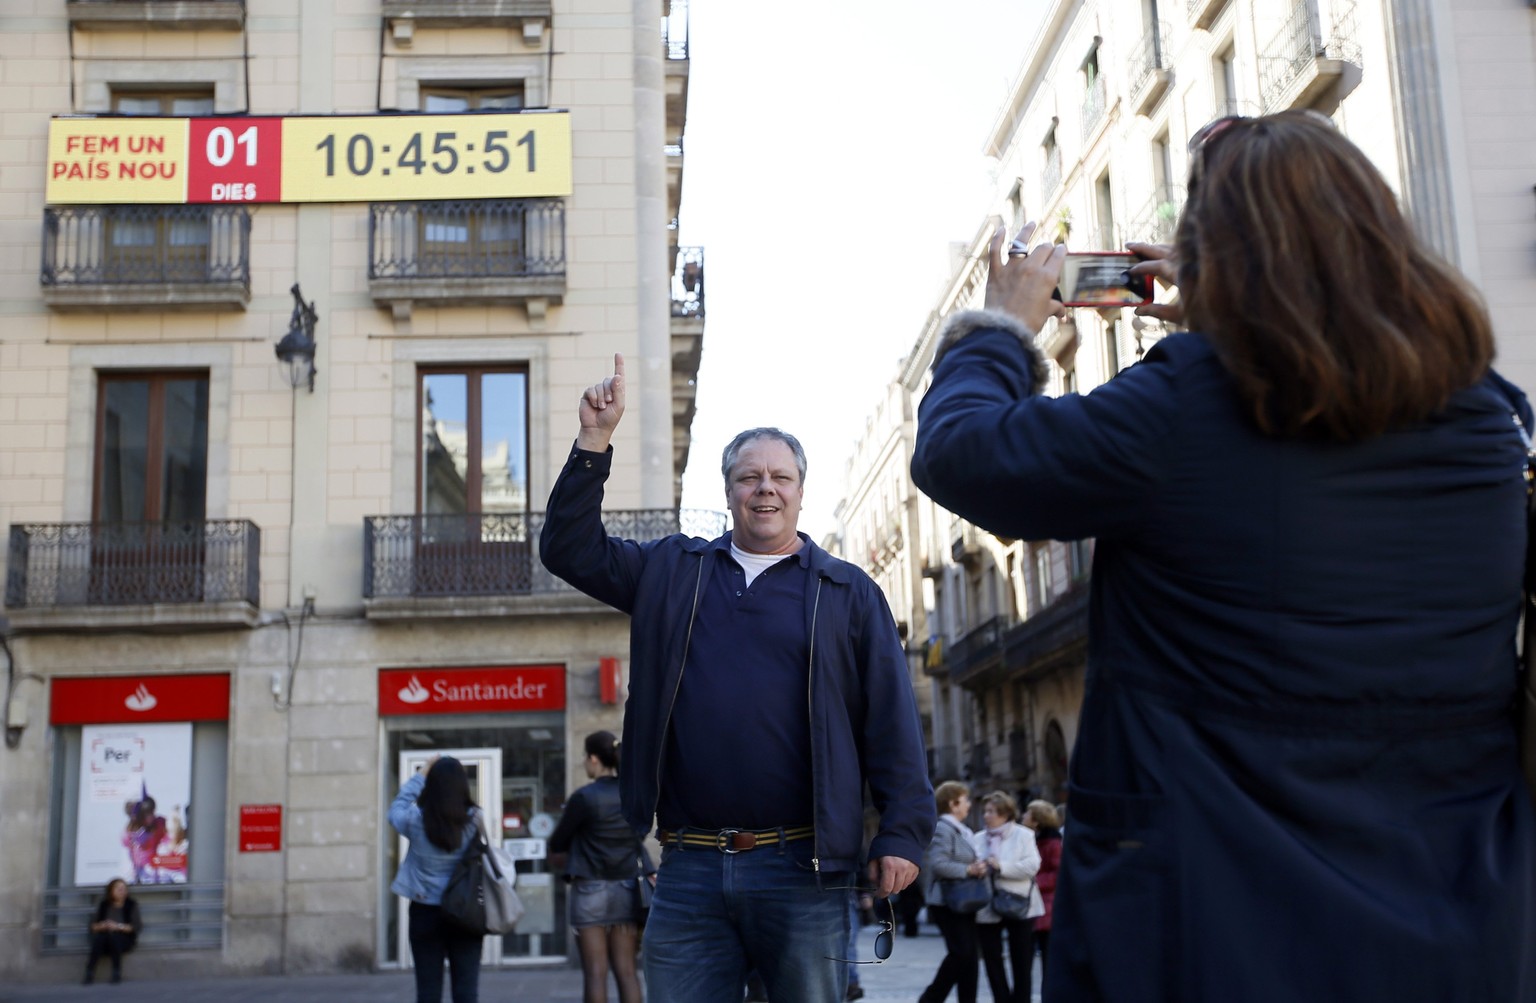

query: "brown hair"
left=934, top=780, right=969, bottom=816
left=1025, top=800, right=1061, bottom=829
left=1177, top=111, right=1493, bottom=442
left=981, top=791, right=1019, bottom=823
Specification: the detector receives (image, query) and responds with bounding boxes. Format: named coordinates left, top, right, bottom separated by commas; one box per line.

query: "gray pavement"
left=2, top=925, right=1040, bottom=1003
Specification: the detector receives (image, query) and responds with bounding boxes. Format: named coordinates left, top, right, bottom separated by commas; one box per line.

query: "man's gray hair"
left=720, top=427, right=807, bottom=485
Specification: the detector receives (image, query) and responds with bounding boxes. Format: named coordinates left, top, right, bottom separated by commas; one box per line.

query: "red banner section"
left=378, top=665, right=565, bottom=716
left=239, top=804, right=283, bottom=853
left=51, top=673, right=230, bottom=725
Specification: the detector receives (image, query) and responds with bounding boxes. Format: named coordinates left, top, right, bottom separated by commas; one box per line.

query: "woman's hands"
left=983, top=221, right=1068, bottom=334
left=1126, top=241, right=1184, bottom=325
left=966, top=859, right=990, bottom=877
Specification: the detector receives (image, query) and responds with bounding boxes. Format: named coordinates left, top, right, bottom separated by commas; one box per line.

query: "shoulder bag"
left=990, top=874, right=1036, bottom=921
left=440, top=815, right=525, bottom=935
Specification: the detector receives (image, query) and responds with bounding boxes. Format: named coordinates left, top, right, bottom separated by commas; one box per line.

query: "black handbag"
left=940, top=875, right=991, bottom=914
left=439, top=822, right=523, bottom=935
left=990, top=874, right=1035, bottom=921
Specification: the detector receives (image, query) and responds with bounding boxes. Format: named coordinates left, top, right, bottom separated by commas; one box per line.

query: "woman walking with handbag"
left=389, top=756, right=484, bottom=1003
left=918, top=781, right=986, bottom=1003
left=548, top=731, right=650, bottom=1003
left=972, top=792, right=1044, bottom=1003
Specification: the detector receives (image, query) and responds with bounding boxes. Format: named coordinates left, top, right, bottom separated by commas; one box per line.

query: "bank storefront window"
left=377, top=664, right=568, bottom=967
left=43, top=674, right=230, bottom=953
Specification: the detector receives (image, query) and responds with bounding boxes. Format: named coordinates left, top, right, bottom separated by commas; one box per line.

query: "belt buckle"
left=716, top=828, right=742, bottom=854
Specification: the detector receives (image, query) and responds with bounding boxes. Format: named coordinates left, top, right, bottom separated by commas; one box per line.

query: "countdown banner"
left=46, top=111, right=573, bottom=205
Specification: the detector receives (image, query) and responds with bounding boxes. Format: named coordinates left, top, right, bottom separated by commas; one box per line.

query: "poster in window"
left=75, top=723, right=193, bottom=887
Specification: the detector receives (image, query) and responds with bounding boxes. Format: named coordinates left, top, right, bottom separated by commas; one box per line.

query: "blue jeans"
left=643, top=837, right=849, bottom=1003
left=407, top=902, right=482, bottom=1003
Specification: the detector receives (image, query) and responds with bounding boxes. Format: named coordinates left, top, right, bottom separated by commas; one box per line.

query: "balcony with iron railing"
left=1127, top=21, right=1172, bottom=115
left=42, top=205, right=251, bottom=311
left=1081, top=74, right=1108, bottom=143
left=368, top=198, right=565, bottom=320
left=670, top=245, right=706, bottom=507
left=664, top=0, right=690, bottom=177
left=5, top=520, right=261, bottom=631
left=939, top=615, right=1005, bottom=679
left=1041, top=145, right=1063, bottom=204
left=380, top=0, right=553, bottom=46
left=1259, top=0, right=1360, bottom=112
left=363, top=509, right=727, bottom=618
left=1127, top=185, right=1186, bottom=244
left=66, top=0, right=246, bottom=31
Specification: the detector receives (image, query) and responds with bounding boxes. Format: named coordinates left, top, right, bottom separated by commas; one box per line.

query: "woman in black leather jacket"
left=549, top=731, right=652, bottom=1003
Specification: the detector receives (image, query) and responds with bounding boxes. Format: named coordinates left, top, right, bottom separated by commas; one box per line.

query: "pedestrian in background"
left=389, top=756, right=484, bottom=1003
left=83, top=878, right=139, bottom=985
left=548, top=730, right=649, bottom=1003
left=911, top=110, right=1536, bottom=1001
left=1022, top=800, right=1061, bottom=989
left=918, top=781, right=984, bottom=1003
left=973, top=792, right=1043, bottom=1003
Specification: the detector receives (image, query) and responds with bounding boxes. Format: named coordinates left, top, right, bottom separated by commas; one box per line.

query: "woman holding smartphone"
left=912, top=111, right=1536, bottom=1001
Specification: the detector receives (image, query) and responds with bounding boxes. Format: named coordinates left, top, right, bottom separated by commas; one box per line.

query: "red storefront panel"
left=51, top=673, right=230, bottom=725
left=378, top=665, right=566, bottom=716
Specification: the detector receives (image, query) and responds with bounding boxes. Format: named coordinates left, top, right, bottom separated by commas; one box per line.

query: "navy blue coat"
left=540, top=444, right=936, bottom=873
left=912, top=321, right=1536, bottom=1002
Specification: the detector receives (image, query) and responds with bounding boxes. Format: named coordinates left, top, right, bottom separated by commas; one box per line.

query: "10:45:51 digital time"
left=313, top=128, right=536, bottom=178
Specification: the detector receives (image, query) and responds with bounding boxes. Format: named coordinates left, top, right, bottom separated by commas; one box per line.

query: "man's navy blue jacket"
left=540, top=444, right=936, bottom=873
left=912, top=313, right=1536, bottom=1002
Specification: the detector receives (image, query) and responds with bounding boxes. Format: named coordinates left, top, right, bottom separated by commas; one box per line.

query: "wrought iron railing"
left=1041, top=146, right=1063, bottom=201
left=41, top=205, right=250, bottom=289
left=1081, top=74, right=1107, bottom=141
left=671, top=245, right=704, bottom=318
left=1259, top=0, right=1361, bottom=111
left=663, top=0, right=689, bottom=60
left=1127, top=21, right=1170, bottom=97
left=369, top=199, right=566, bottom=280
left=42, top=882, right=224, bottom=954
left=943, top=615, right=1005, bottom=677
left=1128, top=185, right=1186, bottom=243
left=363, top=509, right=728, bottom=599
left=6, top=520, right=260, bottom=609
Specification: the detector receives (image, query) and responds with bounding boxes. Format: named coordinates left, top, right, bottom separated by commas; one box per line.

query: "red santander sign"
left=378, top=666, right=565, bottom=717
left=51, top=673, right=230, bottom=725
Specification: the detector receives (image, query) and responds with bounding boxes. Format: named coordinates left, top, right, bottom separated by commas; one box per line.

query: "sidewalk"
left=3, top=925, right=1039, bottom=1003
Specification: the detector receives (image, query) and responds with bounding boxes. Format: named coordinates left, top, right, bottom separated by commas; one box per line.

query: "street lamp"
left=275, top=283, right=319, bottom=392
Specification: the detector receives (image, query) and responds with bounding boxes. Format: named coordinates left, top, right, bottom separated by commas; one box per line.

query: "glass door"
left=395, top=747, right=503, bottom=968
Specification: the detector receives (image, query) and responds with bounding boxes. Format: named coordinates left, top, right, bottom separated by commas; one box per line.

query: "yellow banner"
left=279, top=113, right=573, bottom=202
left=47, top=119, right=189, bottom=204
left=45, top=112, right=573, bottom=204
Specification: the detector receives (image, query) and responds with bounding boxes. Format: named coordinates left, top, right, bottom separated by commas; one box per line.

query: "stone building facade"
left=0, top=0, right=707, bottom=980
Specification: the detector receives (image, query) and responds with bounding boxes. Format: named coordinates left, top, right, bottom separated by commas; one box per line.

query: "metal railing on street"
left=6, top=520, right=261, bottom=608
left=369, top=199, right=566, bottom=280
left=41, top=205, right=250, bottom=288
left=364, top=509, right=727, bottom=599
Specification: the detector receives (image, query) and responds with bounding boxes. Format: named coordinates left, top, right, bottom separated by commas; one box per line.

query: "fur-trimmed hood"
left=932, top=308, right=1048, bottom=394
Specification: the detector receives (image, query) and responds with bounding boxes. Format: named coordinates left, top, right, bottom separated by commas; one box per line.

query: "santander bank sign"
left=378, top=665, right=565, bottom=716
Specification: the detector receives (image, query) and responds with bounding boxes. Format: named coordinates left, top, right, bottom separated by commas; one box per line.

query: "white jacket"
left=971, top=821, right=1044, bottom=923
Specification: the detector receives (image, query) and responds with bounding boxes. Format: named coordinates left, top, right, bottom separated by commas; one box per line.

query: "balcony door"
left=92, top=373, right=210, bottom=603
left=415, top=368, right=530, bottom=596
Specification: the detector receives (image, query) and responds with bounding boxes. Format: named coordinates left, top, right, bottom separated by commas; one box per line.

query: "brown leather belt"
left=657, top=825, right=815, bottom=854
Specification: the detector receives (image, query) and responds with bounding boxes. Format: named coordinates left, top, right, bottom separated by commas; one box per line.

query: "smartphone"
left=1056, top=252, right=1153, bottom=308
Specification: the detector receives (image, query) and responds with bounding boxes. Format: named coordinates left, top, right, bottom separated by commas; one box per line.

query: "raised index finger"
left=613, top=353, right=625, bottom=380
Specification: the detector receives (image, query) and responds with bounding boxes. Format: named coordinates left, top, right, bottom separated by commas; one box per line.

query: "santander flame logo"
left=397, top=676, right=431, bottom=705
left=124, top=684, right=158, bottom=713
